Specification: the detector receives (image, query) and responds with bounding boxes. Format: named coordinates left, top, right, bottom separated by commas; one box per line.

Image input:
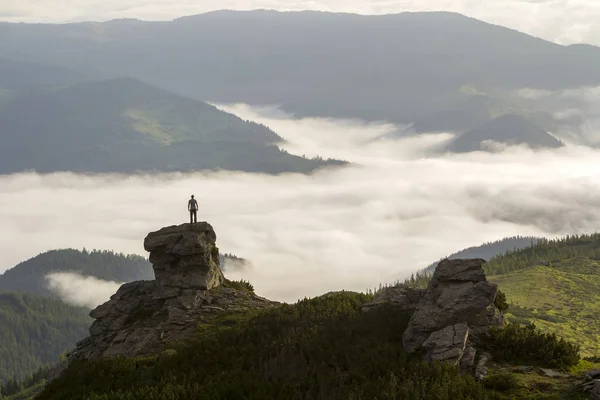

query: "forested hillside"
left=0, top=249, right=152, bottom=298
left=0, top=78, right=343, bottom=174
left=0, top=293, right=90, bottom=384
left=423, top=236, right=540, bottom=274
left=0, top=249, right=247, bottom=299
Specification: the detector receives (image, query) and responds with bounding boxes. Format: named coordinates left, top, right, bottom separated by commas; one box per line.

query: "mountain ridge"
left=0, top=77, right=343, bottom=174
left=3, top=10, right=600, bottom=133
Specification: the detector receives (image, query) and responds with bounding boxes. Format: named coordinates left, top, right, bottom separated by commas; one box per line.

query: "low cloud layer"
left=513, top=86, right=600, bottom=145
left=1, top=0, right=600, bottom=46
left=46, top=272, right=123, bottom=308
left=1, top=105, right=600, bottom=304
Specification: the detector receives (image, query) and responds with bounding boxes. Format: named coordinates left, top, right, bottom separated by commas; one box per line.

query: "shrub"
left=222, top=278, right=254, bottom=293
left=40, top=292, right=498, bottom=400
left=483, top=372, right=519, bottom=392
left=494, top=290, right=509, bottom=313
left=485, top=323, right=580, bottom=370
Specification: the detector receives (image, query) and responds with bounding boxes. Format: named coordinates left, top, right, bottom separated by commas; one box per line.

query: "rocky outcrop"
left=360, top=285, right=425, bottom=312
left=64, top=222, right=278, bottom=362
left=397, top=258, right=502, bottom=379
left=402, top=259, right=498, bottom=354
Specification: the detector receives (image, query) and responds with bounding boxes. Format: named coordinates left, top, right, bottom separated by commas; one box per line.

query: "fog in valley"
left=1, top=103, right=600, bottom=306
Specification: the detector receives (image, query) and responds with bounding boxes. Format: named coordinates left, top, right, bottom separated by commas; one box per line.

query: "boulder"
left=361, top=285, right=425, bottom=312
left=144, top=223, right=224, bottom=290
left=421, top=323, right=469, bottom=365
left=538, top=368, right=569, bottom=379
left=402, top=258, right=497, bottom=353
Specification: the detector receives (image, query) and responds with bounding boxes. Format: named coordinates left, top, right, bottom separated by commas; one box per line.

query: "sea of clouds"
left=1, top=103, right=600, bottom=307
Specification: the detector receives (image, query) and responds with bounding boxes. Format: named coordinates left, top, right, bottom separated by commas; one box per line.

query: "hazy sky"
left=1, top=0, right=599, bottom=45
left=2, top=105, right=600, bottom=305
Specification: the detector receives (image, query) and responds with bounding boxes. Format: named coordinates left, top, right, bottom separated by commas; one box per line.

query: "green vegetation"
left=494, top=290, right=509, bottom=313
left=485, top=234, right=600, bottom=276
left=0, top=293, right=90, bottom=384
left=1, top=366, right=49, bottom=399
left=0, top=249, right=153, bottom=298
left=40, top=292, right=497, bottom=400
left=488, top=258, right=600, bottom=356
left=482, top=372, right=519, bottom=392
left=485, top=323, right=580, bottom=370
left=423, top=236, right=540, bottom=275
left=222, top=278, right=255, bottom=293
left=489, top=369, right=588, bottom=400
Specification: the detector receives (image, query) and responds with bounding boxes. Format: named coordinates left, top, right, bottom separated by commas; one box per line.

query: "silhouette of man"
left=188, top=195, right=198, bottom=223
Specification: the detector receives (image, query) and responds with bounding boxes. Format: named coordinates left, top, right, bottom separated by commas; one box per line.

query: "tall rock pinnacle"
left=144, top=223, right=224, bottom=290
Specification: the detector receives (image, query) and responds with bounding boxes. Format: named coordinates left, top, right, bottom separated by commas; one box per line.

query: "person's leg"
left=190, top=211, right=193, bottom=224
left=193, top=211, right=197, bottom=223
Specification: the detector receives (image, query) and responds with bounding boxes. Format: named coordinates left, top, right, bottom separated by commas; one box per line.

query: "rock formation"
left=392, top=259, right=505, bottom=377
left=65, top=222, right=278, bottom=362
left=360, top=285, right=425, bottom=312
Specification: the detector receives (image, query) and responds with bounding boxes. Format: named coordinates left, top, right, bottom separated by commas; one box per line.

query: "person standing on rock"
left=188, top=195, right=198, bottom=223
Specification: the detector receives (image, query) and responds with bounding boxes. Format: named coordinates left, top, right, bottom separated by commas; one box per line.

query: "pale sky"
left=1, top=0, right=600, bottom=46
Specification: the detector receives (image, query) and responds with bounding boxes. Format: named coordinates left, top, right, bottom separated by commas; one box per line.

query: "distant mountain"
left=0, top=293, right=90, bottom=384
left=0, top=58, right=91, bottom=90
left=447, top=114, right=564, bottom=152
left=2, top=11, right=600, bottom=131
left=0, top=249, right=152, bottom=298
left=0, top=78, right=342, bottom=174
left=423, top=236, right=540, bottom=274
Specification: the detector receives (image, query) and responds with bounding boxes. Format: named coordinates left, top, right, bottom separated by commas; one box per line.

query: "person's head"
left=191, top=195, right=195, bottom=199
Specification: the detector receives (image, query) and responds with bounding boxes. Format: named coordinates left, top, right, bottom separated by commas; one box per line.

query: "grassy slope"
left=490, top=258, right=600, bottom=357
